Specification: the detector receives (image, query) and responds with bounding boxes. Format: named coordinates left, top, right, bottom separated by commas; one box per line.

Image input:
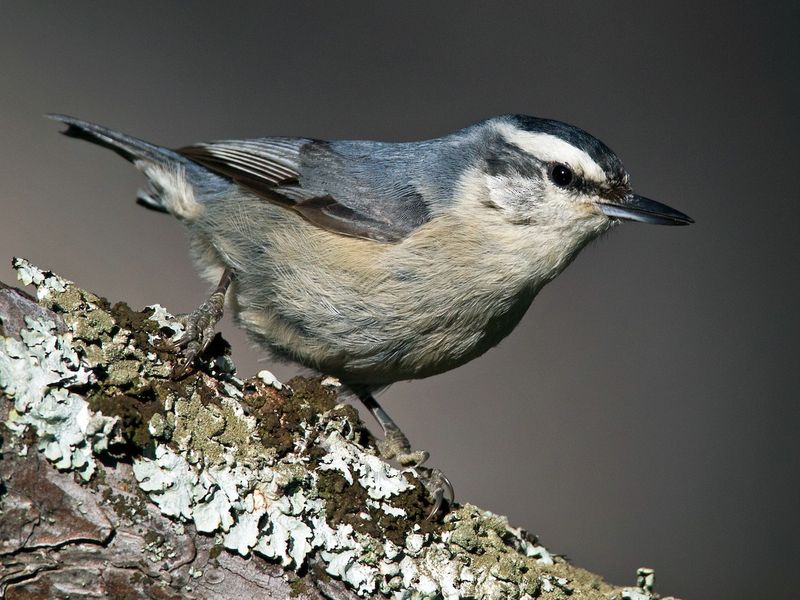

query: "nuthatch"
left=50, top=113, right=692, bottom=514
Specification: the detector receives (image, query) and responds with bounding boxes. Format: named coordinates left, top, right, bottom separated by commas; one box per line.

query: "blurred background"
left=1, top=2, right=797, bottom=598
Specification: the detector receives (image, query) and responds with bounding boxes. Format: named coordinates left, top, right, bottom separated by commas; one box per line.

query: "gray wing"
left=178, top=137, right=435, bottom=243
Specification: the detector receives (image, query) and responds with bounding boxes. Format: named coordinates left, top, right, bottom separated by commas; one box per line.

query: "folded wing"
left=179, top=137, right=433, bottom=243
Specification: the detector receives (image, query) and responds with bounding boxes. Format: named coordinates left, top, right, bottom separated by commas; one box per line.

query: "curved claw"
left=158, top=268, right=232, bottom=379
left=422, top=467, right=455, bottom=521
left=427, top=487, right=444, bottom=520
left=149, top=331, right=192, bottom=377
left=151, top=338, right=180, bottom=354
left=165, top=299, right=226, bottom=379
left=162, top=327, right=204, bottom=379
left=439, top=470, right=455, bottom=503
left=171, top=351, right=198, bottom=379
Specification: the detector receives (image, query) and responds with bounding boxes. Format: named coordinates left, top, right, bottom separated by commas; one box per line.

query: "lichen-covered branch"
left=0, top=259, right=670, bottom=599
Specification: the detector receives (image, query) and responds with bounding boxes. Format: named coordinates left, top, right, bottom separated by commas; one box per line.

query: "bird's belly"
left=233, top=269, right=537, bottom=386
left=348, top=291, right=536, bottom=384
left=192, top=195, right=540, bottom=385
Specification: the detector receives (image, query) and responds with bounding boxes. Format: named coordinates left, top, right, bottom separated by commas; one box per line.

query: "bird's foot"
left=377, top=428, right=454, bottom=519
left=415, top=465, right=454, bottom=520
left=153, top=269, right=233, bottom=378
left=378, top=428, right=429, bottom=467
left=165, top=293, right=226, bottom=378
left=173, top=295, right=224, bottom=379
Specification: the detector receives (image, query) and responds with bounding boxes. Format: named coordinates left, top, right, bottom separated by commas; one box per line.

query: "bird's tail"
left=48, top=114, right=210, bottom=216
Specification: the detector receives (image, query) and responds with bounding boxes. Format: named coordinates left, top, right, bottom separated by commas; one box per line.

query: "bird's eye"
left=549, top=164, right=574, bottom=188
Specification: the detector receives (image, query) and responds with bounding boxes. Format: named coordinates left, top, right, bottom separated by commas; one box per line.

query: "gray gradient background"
left=1, top=2, right=797, bottom=599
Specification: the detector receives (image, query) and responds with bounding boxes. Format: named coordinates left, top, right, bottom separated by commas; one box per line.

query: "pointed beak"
left=598, top=194, right=694, bottom=226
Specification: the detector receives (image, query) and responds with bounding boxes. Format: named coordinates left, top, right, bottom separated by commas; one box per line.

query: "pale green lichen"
left=133, top=445, right=201, bottom=520
left=318, top=431, right=415, bottom=500
left=143, top=532, right=178, bottom=562
left=621, top=589, right=653, bottom=600
left=257, top=369, right=283, bottom=390
left=1, top=260, right=665, bottom=599
left=146, top=303, right=185, bottom=338
left=14, top=258, right=67, bottom=300
left=1, top=314, right=116, bottom=480
left=106, top=359, right=142, bottom=387
left=636, top=567, right=655, bottom=593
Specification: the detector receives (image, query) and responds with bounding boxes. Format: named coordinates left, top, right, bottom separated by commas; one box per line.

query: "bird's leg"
left=170, top=268, right=233, bottom=377
left=355, top=388, right=454, bottom=518
left=359, top=392, right=427, bottom=466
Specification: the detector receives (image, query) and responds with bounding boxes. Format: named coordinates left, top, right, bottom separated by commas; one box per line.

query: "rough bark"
left=0, top=259, right=671, bottom=600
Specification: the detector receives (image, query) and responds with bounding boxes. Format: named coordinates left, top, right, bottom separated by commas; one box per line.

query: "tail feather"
left=47, top=114, right=186, bottom=166
left=48, top=114, right=217, bottom=218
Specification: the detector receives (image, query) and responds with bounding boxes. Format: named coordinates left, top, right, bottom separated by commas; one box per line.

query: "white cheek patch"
left=495, top=123, right=607, bottom=183
left=486, top=172, right=540, bottom=205
left=455, top=167, right=548, bottom=226
left=453, top=166, right=490, bottom=206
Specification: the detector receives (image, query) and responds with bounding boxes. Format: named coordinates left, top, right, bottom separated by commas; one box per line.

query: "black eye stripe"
left=548, top=165, right=619, bottom=199
left=490, top=138, right=630, bottom=200
left=574, top=177, right=630, bottom=200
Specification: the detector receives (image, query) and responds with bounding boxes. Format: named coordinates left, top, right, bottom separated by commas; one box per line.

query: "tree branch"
left=0, top=259, right=671, bottom=599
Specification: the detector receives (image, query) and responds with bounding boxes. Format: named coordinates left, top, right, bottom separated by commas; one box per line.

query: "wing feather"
left=178, top=137, right=434, bottom=243
left=180, top=139, right=302, bottom=185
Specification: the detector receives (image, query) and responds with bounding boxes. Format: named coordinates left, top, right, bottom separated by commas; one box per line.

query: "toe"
left=397, top=449, right=430, bottom=469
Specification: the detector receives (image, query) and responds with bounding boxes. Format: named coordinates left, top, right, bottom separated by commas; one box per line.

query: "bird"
left=49, top=113, right=693, bottom=515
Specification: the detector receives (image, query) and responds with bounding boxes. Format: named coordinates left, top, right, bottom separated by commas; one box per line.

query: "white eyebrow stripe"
left=495, top=123, right=607, bottom=182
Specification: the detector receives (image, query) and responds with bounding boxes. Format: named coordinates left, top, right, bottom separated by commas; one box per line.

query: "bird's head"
left=465, top=115, right=692, bottom=240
